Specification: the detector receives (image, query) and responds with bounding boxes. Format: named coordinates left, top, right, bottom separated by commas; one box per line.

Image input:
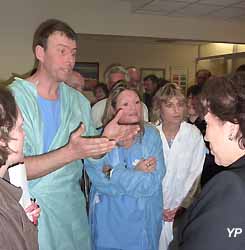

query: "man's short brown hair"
left=32, top=19, right=77, bottom=54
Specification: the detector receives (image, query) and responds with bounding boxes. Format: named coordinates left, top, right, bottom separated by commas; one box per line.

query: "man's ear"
left=35, top=45, right=45, bottom=63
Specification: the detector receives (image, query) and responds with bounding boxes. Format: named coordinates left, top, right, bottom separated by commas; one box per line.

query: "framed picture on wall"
left=140, top=68, right=165, bottom=81
left=170, top=66, right=188, bottom=94
left=74, top=62, right=99, bottom=90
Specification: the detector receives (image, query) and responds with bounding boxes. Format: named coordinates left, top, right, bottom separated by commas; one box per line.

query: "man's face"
left=72, top=75, right=84, bottom=92
left=67, top=72, right=85, bottom=92
left=144, top=79, right=156, bottom=94
left=95, top=87, right=107, bottom=101
left=128, top=68, right=140, bottom=87
left=108, top=72, right=125, bottom=90
left=187, top=95, right=199, bottom=117
left=196, top=71, right=209, bottom=86
left=39, top=32, right=77, bottom=83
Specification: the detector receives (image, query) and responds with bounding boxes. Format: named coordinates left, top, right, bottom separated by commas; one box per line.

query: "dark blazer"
left=174, top=155, right=245, bottom=250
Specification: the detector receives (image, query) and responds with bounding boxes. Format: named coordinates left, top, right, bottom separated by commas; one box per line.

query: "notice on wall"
left=170, top=66, right=188, bottom=94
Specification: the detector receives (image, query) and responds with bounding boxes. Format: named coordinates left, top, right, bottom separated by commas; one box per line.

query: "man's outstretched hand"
left=66, top=123, right=116, bottom=160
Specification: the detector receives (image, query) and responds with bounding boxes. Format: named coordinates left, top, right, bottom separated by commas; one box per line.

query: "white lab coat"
left=157, top=122, right=206, bottom=250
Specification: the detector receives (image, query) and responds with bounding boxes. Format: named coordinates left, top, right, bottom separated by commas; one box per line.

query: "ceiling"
left=119, top=0, right=245, bottom=21
left=78, top=0, right=245, bottom=45
left=78, top=33, right=208, bottom=45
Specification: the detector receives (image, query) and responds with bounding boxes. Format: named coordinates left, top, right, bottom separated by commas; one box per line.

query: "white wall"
left=0, top=0, right=244, bottom=80
left=197, top=43, right=245, bottom=75
left=77, top=37, right=198, bottom=83
left=199, top=43, right=234, bottom=58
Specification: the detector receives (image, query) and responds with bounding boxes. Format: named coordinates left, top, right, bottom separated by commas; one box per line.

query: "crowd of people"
left=1, top=18, right=245, bottom=250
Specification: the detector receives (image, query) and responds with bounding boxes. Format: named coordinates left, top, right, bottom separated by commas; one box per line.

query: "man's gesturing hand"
left=66, top=123, right=116, bottom=160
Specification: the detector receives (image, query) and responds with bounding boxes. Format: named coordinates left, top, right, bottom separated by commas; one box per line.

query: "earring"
left=228, top=134, right=234, bottom=141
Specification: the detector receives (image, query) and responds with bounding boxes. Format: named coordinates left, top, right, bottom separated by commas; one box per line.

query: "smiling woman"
left=173, top=73, right=245, bottom=250
left=85, top=81, right=166, bottom=250
left=102, top=81, right=143, bottom=127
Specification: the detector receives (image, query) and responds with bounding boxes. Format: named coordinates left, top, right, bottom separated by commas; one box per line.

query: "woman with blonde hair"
left=85, top=81, right=165, bottom=250
left=152, top=83, right=206, bottom=250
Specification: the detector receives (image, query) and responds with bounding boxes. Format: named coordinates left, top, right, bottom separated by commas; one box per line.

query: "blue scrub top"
left=86, top=125, right=165, bottom=250
left=95, top=145, right=145, bottom=249
left=37, top=95, right=60, bottom=152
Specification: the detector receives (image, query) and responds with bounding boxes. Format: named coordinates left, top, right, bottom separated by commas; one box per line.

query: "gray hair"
left=104, top=65, right=129, bottom=84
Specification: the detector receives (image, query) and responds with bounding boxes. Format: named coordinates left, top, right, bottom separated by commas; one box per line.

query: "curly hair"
left=200, top=73, right=245, bottom=149
left=0, top=86, right=18, bottom=166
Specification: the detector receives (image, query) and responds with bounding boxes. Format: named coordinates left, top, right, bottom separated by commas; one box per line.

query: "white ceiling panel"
left=142, top=1, right=189, bottom=12
left=199, top=0, right=242, bottom=6
left=124, top=0, right=245, bottom=20
left=209, top=7, right=245, bottom=18
left=231, top=15, right=245, bottom=21
left=171, top=3, right=221, bottom=16
left=134, top=9, right=170, bottom=15
left=233, top=1, right=245, bottom=7
left=158, top=0, right=197, bottom=2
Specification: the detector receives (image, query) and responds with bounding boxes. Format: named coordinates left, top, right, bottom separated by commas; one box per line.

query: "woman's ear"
left=233, top=123, right=240, bottom=140
left=225, top=121, right=240, bottom=141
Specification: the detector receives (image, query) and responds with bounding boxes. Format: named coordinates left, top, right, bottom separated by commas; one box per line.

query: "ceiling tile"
left=134, top=9, right=170, bottom=15
left=141, top=1, right=188, bottom=12
left=129, top=0, right=245, bottom=20
left=171, top=3, right=222, bottom=16
left=209, top=6, right=245, bottom=17
left=230, top=15, right=245, bottom=21
left=233, top=1, right=245, bottom=7
left=158, top=0, right=197, bottom=2
left=198, top=0, right=242, bottom=6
